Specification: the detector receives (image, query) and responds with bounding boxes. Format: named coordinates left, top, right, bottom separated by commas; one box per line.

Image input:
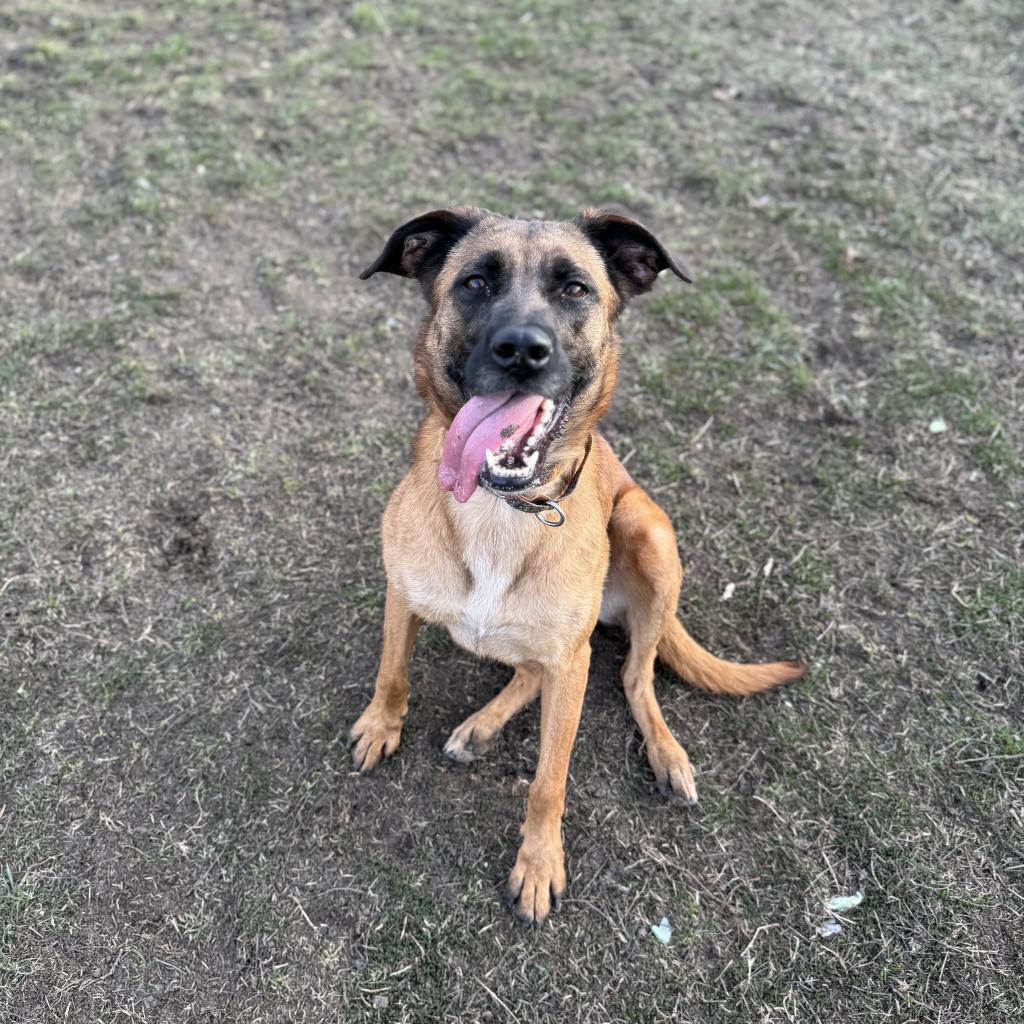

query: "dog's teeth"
left=485, top=441, right=541, bottom=484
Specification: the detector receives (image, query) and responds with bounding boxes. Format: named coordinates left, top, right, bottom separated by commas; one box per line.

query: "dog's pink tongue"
left=439, top=392, right=511, bottom=495
left=439, top=392, right=545, bottom=503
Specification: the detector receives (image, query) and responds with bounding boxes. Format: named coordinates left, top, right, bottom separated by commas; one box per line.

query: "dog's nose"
left=489, top=325, right=553, bottom=374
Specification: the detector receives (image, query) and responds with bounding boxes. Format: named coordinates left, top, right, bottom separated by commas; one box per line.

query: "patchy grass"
left=1, top=1, right=1022, bottom=1022
left=0, top=865, right=40, bottom=979
left=880, top=357, right=1020, bottom=477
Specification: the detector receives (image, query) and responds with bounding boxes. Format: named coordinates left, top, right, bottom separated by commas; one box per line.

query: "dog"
left=352, top=207, right=807, bottom=926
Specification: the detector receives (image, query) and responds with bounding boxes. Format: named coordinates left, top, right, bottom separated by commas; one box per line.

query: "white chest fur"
left=456, top=498, right=521, bottom=649
left=394, top=490, right=547, bottom=662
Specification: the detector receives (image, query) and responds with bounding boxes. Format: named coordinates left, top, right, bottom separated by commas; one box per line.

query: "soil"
left=1, top=2, right=1021, bottom=1021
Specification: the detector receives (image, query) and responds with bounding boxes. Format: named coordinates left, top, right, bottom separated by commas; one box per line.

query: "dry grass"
left=1, top=1, right=1021, bottom=1021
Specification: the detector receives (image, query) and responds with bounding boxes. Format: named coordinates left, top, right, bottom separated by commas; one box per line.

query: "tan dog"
left=352, top=207, right=806, bottom=926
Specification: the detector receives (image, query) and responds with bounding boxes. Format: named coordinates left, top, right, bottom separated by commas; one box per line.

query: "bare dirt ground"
left=1, top=2, right=1021, bottom=1021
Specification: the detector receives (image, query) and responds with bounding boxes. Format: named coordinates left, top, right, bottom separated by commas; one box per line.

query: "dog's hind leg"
left=444, top=664, right=542, bottom=763
left=608, top=484, right=698, bottom=803
left=350, top=583, right=421, bottom=772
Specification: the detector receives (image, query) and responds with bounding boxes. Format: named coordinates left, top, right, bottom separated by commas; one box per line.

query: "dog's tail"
left=656, top=617, right=807, bottom=696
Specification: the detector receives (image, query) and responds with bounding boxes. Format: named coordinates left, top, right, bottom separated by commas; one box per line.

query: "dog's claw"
left=647, top=738, right=698, bottom=805
left=657, top=778, right=698, bottom=805
left=349, top=705, right=403, bottom=773
left=504, top=837, right=566, bottom=927
left=444, top=717, right=497, bottom=764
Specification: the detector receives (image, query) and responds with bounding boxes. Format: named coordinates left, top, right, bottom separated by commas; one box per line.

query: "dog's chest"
left=454, top=544, right=520, bottom=654
left=398, top=497, right=547, bottom=662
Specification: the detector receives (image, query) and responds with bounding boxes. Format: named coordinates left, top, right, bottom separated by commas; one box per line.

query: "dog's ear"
left=360, top=207, right=483, bottom=295
left=575, top=208, right=692, bottom=301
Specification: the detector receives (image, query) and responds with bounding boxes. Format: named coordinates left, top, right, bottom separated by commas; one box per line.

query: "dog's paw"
left=443, top=713, right=499, bottom=764
left=349, top=705, right=403, bottom=773
left=647, top=737, right=698, bottom=805
left=505, top=836, right=566, bottom=928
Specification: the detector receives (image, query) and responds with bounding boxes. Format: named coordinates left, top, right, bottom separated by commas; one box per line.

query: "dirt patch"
left=148, top=492, right=214, bottom=571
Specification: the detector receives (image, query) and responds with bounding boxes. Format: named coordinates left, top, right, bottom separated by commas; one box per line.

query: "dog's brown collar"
left=499, top=433, right=594, bottom=527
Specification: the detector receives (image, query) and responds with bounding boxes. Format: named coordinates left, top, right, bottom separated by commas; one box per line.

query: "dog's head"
left=361, top=207, right=690, bottom=502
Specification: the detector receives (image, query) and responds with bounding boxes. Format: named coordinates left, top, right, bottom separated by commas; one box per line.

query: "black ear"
left=575, top=208, right=692, bottom=301
left=360, top=207, right=484, bottom=295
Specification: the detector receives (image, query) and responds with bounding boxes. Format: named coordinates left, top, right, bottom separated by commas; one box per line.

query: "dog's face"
left=362, top=208, right=689, bottom=501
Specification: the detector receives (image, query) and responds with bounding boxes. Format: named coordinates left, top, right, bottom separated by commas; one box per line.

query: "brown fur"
left=351, top=209, right=807, bottom=926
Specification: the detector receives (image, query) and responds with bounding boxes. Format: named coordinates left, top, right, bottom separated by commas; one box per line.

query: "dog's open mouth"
left=439, top=389, right=573, bottom=503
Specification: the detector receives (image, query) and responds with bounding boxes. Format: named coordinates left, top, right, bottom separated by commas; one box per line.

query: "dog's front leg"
left=506, top=641, right=591, bottom=926
left=350, top=582, right=420, bottom=772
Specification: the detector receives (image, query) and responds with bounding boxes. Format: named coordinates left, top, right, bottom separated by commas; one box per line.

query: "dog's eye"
left=463, top=275, right=488, bottom=292
left=564, top=282, right=588, bottom=298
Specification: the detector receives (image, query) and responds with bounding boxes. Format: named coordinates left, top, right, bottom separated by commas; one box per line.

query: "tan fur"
left=350, top=213, right=807, bottom=926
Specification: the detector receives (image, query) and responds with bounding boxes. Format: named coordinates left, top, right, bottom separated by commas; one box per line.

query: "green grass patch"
left=996, top=729, right=1024, bottom=757
left=98, top=658, right=148, bottom=702
left=860, top=274, right=922, bottom=319
left=353, top=871, right=455, bottom=1017
left=0, top=865, right=37, bottom=975
left=0, top=318, right=123, bottom=386
left=637, top=262, right=808, bottom=422
left=954, top=568, right=1023, bottom=651
left=883, top=358, right=1019, bottom=477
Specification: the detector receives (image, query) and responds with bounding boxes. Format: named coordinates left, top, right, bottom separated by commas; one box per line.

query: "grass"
left=880, top=357, right=1020, bottom=477
left=1, top=1, right=1021, bottom=1021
